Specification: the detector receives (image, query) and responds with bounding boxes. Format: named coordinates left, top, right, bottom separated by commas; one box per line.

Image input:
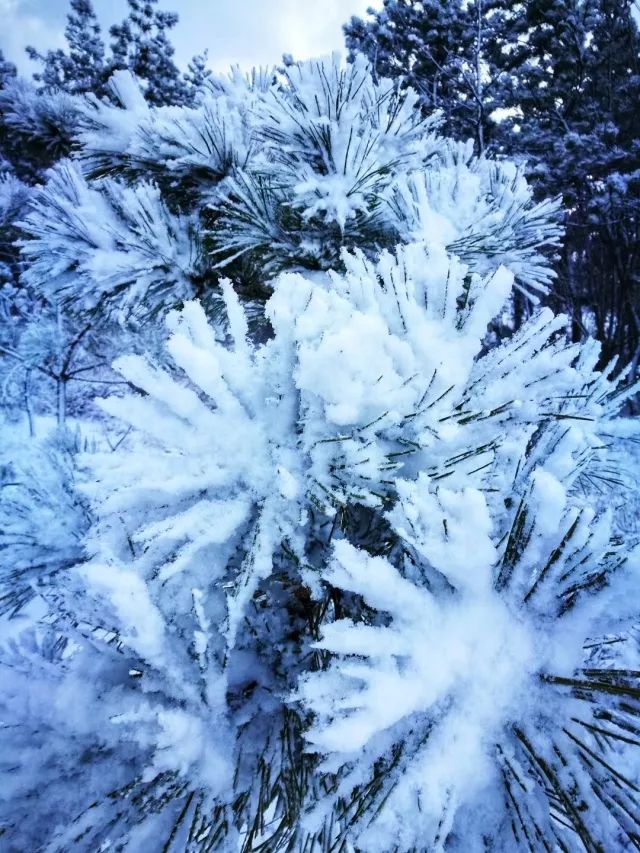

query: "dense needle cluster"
left=1, top=55, right=639, bottom=852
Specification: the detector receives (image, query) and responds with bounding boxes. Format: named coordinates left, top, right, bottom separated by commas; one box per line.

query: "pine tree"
left=0, top=49, right=21, bottom=287
left=109, top=0, right=189, bottom=106
left=488, top=0, right=640, bottom=365
left=26, top=0, right=205, bottom=106
left=485, top=0, right=601, bottom=198
left=184, top=50, right=213, bottom=101
left=0, top=72, right=81, bottom=396
left=344, top=0, right=506, bottom=153
left=0, top=65, right=127, bottom=426
left=20, top=57, right=559, bottom=317
left=0, top=48, right=18, bottom=175
left=0, top=49, right=16, bottom=92
left=346, top=0, right=640, bottom=370
left=2, top=56, right=639, bottom=850
left=65, top=0, right=106, bottom=93
left=569, top=0, right=640, bottom=368
left=26, top=0, right=107, bottom=96
left=345, top=1, right=468, bottom=133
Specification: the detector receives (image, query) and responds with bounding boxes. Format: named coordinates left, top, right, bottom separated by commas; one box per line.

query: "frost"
left=19, top=160, right=196, bottom=320
left=18, top=56, right=561, bottom=316
left=81, top=562, right=167, bottom=662
left=67, top=241, right=638, bottom=849
left=2, top=53, right=639, bottom=853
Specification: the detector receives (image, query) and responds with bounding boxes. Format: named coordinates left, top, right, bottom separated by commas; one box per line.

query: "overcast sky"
left=0, top=0, right=376, bottom=77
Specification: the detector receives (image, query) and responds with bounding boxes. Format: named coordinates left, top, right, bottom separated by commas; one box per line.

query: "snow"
left=389, top=475, right=497, bottom=594
left=2, top=53, right=639, bottom=853
left=81, top=562, right=167, bottom=661
left=59, top=238, right=638, bottom=847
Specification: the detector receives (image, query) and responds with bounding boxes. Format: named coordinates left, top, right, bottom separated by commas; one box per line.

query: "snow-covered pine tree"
left=494, top=0, right=640, bottom=369
left=27, top=0, right=208, bottom=107
left=27, top=0, right=107, bottom=96
left=2, top=55, right=640, bottom=851
left=108, top=0, right=189, bottom=106
left=344, top=0, right=506, bottom=153
left=19, top=56, right=559, bottom=318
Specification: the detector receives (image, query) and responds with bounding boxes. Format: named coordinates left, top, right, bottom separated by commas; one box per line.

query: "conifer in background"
left=108, top=0, right=188, bottom=105
left=345, top=0, right=640, bottom=369
left=27, top=0, right=107, bottom=96
left=27, top=0, right=208, bottom=106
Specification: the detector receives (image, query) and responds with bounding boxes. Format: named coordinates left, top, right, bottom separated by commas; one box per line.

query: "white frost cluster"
left=70, top=238, right=638, bottom=849
left=20, top=160, right=196, bottom=320
left=2, top=55, right=639, bottom=853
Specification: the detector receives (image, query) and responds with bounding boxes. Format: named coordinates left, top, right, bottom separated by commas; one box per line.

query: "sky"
left=0, top=0, right=375, bottom=77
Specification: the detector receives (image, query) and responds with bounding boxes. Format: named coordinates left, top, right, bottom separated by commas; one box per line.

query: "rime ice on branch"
left=2, top=55, right=639, bottom=852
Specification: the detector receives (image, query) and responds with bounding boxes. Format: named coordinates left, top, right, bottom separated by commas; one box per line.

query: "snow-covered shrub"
left=389, top=144, right=562, bottom=299
left=78, top=67, right=261, bottom=184
left=3, top=55, right=639, bottom=851
left=3, top=252, right=640, bottom=849
left=0, top=172, right=30, bottom=230
left=0, top=172, right=30, bottom=292
left=20, top=160, right=197, bottom=320
left=19, top=54, right=562, bottom=317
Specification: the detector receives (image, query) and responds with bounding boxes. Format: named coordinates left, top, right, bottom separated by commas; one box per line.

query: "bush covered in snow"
left=20, top=55, right=560, bottom=319
left=1, top=55, right=639, bottom=852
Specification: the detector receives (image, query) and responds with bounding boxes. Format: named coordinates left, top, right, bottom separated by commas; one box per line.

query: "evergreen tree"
left=0, top=49, right=15, bottom=177
left=0, top=79, right=80, bottom=181
left=488, top=0, right=640, bottom=364
left=1, top=0, right=209, bottom=420
left=184, top=50, right=213, bottom=101
left=19, top=59, right=559, bottom=317
left=0, top=48, right=18, bottom=175
left=2, top=56, right=639, bottom=851
left=0, top=49, right=16, bottom=92
left=344, top=0, right=505, bottom=153
left=0, top=53, right=118, bottom=425
left=344, top=1, right=469, bottom=135
left=26, top=0, right=107, bottom=96
left=346, top=0, right=640, bottom=369
left=0, top=53, right=30, bottom=299
left=486, top=0, right=604, bottom=199
left=109, top=0, right=189, bottom=105
left=26, top=0, right=204, bottom=106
